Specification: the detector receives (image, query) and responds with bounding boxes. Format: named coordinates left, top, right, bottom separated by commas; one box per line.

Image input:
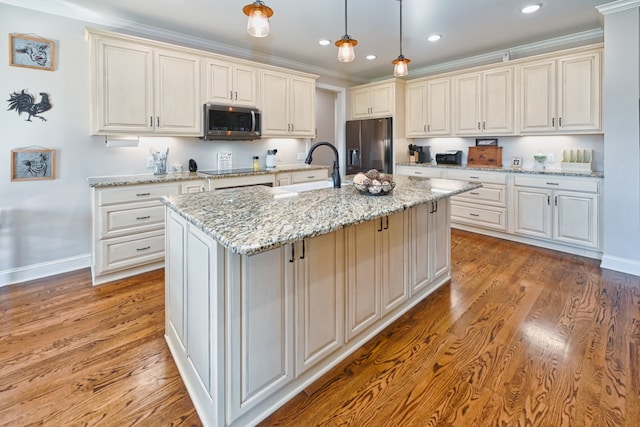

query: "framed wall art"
left=11, top=147, right=56, bottom=181
left=9, top=34, right=54, bottom=71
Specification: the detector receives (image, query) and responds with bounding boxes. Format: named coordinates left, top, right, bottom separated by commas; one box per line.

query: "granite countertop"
left=87, top=164, right=330, bottom=187
left=162, top=175, right=480, bottom=256
left=396, top=162, right=604, bottom=178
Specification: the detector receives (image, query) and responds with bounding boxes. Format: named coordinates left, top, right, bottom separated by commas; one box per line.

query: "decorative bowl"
left=354, top=181, right=396, bottom=196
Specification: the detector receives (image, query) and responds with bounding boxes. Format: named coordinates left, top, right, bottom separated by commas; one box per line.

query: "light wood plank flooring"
left=1, top=230, right=638, bottom=426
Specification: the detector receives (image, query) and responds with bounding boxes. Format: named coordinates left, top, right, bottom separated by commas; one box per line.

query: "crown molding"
left=597, top=0, right=640, bottom=15
left=409, top=28, right=603, bottom=79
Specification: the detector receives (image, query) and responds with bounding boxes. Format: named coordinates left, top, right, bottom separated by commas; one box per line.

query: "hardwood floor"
left=1, top=230, right=638, bottom=426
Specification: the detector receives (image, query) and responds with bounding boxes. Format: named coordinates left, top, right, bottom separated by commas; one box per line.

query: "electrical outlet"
left=297, top=152, right=306, bottom=161
left=547, top=153, right=555, bottom=163
left=146, top=157, right=154, bottom=168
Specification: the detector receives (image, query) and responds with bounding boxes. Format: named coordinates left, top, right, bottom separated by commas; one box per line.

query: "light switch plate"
left=297, top=152, right=306, bottom=160
left=146, top=157, right=154, bottom=168
left=547, top=153, right=555, bottom=163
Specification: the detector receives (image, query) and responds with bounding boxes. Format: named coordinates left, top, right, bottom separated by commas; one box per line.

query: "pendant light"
left=392, top=0, right=410, bottom=76
left=336, top=0, right=357, bottom=62
left=243, top=0, right=273, bottom=38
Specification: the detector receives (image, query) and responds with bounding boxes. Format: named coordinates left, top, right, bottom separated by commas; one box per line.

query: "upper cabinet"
left=350, top=80, right=404, bottom=119
left=203, top=58, right=257, bottom=107
left=89, top=31, right=201, bottom=136
left=260, top=69, right=317, bottom=138
left=406, top=77, right=451, bottom=137
left=453, top=66, right=515, bottom=136
left=520, top=50, right=601, bottom=134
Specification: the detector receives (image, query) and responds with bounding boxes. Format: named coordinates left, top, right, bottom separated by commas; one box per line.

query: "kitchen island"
left=162, top=175, right=480, bottom=427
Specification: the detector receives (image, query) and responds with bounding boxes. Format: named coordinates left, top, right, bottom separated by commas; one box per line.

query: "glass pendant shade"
left=336, top=37, right=357, bottom=62
left=243, top=1, right=273, bottom=38
left=392, top=56, right=410, bottom=76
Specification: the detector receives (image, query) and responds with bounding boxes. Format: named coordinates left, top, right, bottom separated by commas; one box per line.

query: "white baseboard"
left=0, top=254, right=91, bottom=288
left=600, top=254, right=640, bottom=278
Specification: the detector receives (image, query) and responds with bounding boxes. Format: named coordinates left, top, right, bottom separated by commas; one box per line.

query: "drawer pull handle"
left=136, top=216, right=151, bottom=220
left=414, top=171, right=423, bottom=175
left=469, top=192, right=480, bottom=195
left=546, top=182, right=560, bottom=186
left=137, top=246, right=151, bottom=251
left=136, top=192, right=151, bottom=196
left=469, top=213, right=480, bottom=217
left=469, top=176, right=480, bottom=179
left=307, top=176, right=315, bottom=179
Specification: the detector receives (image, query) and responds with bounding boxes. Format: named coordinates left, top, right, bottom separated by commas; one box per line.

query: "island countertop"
left=162, top=175, right=480, bottom=255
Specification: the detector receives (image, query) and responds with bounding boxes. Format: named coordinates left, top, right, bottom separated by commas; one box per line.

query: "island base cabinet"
left=226, top=248, right=294, bottom=425
left=165, top=210, right=221, bottom=427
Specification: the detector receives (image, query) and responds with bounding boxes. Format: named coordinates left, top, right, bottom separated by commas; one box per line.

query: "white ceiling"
left=4, top=0, right=606, bottom=81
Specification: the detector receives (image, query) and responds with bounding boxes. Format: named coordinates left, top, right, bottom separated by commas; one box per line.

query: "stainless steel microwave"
left=202, top=104, right=261, bottom=140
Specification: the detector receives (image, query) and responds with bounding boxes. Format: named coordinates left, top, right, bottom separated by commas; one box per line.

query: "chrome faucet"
left=305, top=141, right=341, bottom=188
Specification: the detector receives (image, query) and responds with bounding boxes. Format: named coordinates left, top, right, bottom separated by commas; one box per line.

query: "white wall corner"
left=600, top=255, right=640, bottom=277
left=0, top=255, right=91, bottom=288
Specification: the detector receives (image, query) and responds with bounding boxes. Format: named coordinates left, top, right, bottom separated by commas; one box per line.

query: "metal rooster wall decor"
left=7, top=89, right=52, bottom=122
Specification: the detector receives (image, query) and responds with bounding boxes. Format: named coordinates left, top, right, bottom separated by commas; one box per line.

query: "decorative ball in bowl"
left=352, top=170, right=396, bottom=196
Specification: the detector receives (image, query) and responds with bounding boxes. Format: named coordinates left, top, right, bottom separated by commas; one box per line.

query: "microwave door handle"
left=251, top=110, right=256, bottom=133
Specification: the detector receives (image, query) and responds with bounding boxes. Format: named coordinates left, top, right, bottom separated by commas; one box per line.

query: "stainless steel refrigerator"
left=345, top=117, right=393, bottom=175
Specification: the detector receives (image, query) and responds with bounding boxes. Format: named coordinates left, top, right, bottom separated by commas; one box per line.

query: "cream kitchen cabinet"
left=91, top=181, right=181, bottom=285
left=350, top=81, right=397, bottom=119
left=520, top=50, right=601, bottom=133
left=453, top=66, right=514, bottom=135
left=346, top=211, right=408, bottom=340
left=260, top=69, right=317, bottom=137
left=409, top=199, right=450, bottom=295
left=448, top=169, right=508, bottom=232
left=89, top=31, right=201, bottom=136
left=513, top=175, right=600, bottom=250
left=406, top=78, right=451, bottom=137
left=275, top=168, right=329, bottom=187
left=203, top=58, right=257, bottom=107
left=288, top=232, right=345, bottom=377
left=395, top=165, right=443, bottom=178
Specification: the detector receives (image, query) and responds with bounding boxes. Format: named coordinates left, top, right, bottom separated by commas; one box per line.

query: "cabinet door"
left=203, top=59, right=233, bottom=105
left=346, top=220, right=380, bottom=340
left=155, top=49, right=201, bottom=134
left=295, top=231, right=344, bottom=376
left=513, top=187, right=552, bottom=239
left=371, top=83, right=394, bottom=117
left=454, top=73, right=482, bottom=135
left=261, top=71, right=290, bottom=135
left=410, top=204, right=431, bottom=294
left=431, top=199, right=451, bottom=280
left=351, top=87, right=373, bottom=119
left=227, top=247, right=293, bottom=423
left=93, top=38, right=154, bottom=134
left=406, top=83, right=427, bottom=137
left=426, top=78, right=451, bottom=135
left=166, top=211, right=187, bottom=348
left=290, top=76, right=316, bottom=136
left=553, top=191, right=599, bottom=248
left=483, top=67, right=514, bottom=134
left=520, top=60, right=556, bottom=133
left=558, top=52, right=601, bottom=132
left=233, top=65, right=258, bottom=106
left=381, top=212, right=409, bottom=314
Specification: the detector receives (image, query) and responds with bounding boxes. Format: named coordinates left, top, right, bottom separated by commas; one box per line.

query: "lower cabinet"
left=275, top=168, right=329, bottom=187
left=513, top=176, right=600, bottom=249
left=346, top=211, right=408, bottom=341
left=164, top=202, right=451, bottom=427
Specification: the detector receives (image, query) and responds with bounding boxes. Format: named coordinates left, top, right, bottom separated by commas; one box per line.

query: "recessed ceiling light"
left=318, top=39, right=331, bottom=46
left=427, top=34, right=441, bottom=42
left=521, top=4, right=541, bottom=14
left=366, top=54, right=377, bottom=60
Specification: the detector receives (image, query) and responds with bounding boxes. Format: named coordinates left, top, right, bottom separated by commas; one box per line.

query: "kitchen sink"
left=273, top=179, right=351, bottom=198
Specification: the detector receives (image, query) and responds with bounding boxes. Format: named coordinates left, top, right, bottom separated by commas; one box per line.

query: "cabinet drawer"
left=514, top=175, right=599, bottom=192
left=181, top=180, right=207, bottom=193
left=100, top=202, right=165, bottom=238
left=451, top=202, right=507, bottom=231
left=291, top=169, right=329, bottom=183
left=98, top=231, right=165, bottom=273
left=98, top=183, right=180, bottom=205
left=452, top=185, right=506, bottom=207
left=395, top=166, right=442, bottom=178
left=446, top=169, right=506, bottom=185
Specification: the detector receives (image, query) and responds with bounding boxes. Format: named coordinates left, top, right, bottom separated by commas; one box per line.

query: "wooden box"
left=467, top=146, right=502, bottom=167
